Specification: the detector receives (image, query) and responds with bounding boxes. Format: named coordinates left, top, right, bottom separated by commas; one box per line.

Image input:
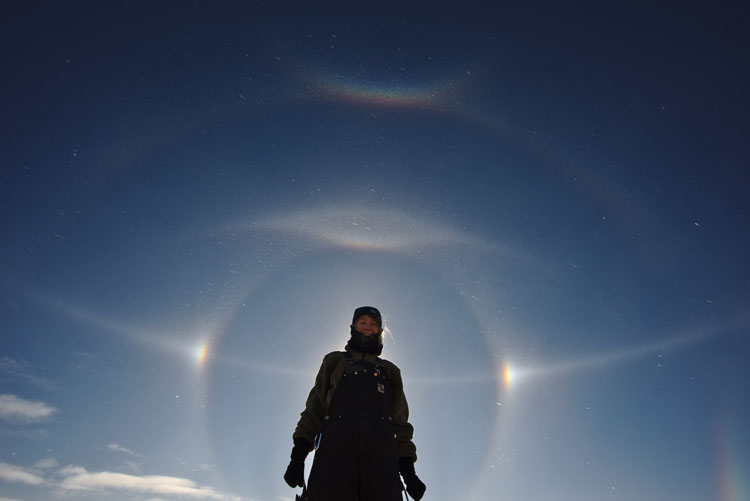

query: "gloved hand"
left=284, top=438, right=312, bottom=488
left=399, top=457, right=426, bottom=500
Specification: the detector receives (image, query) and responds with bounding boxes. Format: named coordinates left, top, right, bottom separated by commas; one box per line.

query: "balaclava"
left=347, top=306, right=384, bottom=355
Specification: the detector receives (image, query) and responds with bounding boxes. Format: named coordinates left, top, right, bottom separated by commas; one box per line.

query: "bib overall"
left=306, top=353, right=403, bottom=501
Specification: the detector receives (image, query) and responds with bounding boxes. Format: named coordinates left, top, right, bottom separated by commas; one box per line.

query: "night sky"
left=1, top=3, right=749, bottom=501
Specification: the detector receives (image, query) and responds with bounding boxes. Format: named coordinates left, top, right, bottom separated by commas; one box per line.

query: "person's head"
left=351, top=306, right=382, bottom=337
left=348, top=306, right=384, bottom=354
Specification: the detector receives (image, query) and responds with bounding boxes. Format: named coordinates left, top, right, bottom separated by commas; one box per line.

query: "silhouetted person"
left=284, top=306, right=426, bottom=500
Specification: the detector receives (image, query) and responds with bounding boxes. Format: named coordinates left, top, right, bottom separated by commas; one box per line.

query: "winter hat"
left=352, top=306, right=382, bottom=327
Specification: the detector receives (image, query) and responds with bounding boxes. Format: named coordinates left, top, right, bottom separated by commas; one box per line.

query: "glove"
left=284, top=438, right=312, bottom=488
left=399, top=457, right=426, bottom=500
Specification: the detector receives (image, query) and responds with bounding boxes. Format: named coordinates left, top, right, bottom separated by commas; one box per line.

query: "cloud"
left=0, top=394, right=57, bottom=423
left=57, top=465, right=240, bottom=500
left=0, top=357, right=56, bottom=390
left=0, top=462, right=243, bottom=500
left=121, top=460, right=143, bottom=475
left=0, top=462, right=46, bottom=486
left=107, top=443, right=143, bottom=457
left=57, top=465, right=86, bottom=476
left=34, top=457, right=59, bottom=469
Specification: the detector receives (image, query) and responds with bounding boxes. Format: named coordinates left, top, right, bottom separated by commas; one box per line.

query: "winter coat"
left=293, top=345, right=417, bottom=461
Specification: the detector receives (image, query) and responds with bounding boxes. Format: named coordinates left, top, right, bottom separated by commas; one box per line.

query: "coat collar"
left=344, top=345, right=380, bottom=361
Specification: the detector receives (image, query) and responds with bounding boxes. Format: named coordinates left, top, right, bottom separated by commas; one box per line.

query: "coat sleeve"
left=389, top=365, right=418, bottom=461
left=292, top=356, right=329, bottom=446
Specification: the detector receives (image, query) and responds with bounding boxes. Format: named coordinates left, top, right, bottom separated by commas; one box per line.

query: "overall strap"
left=374, top=357, right=385, bottom=373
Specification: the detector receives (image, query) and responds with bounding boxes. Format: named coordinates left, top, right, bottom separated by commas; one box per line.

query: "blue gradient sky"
left=1, top=3, right=748, bottom=501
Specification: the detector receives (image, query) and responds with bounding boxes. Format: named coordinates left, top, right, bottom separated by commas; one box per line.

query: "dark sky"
left=1, top=3, right=749, bottom=501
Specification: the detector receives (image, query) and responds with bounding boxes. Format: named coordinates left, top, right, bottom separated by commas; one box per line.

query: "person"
left=284, top=306, right=426, bottom=501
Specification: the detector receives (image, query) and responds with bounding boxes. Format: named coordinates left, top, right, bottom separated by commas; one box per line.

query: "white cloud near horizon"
left=34, top=457, right=59, bottom=469
left=57, top=465, right=87, bottom=476
left=121, top=459, right=143, bottom=475
left=0, top=394, right=57, bottom=423
left=57, top=465, right=240, bottom=500
left=0, top=462, right=46, bottom=486
left=0, top=462, right=242, bottom=500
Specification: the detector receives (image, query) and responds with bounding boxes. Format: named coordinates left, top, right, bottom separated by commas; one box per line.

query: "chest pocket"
left=328, top=355, right=392, bottom=418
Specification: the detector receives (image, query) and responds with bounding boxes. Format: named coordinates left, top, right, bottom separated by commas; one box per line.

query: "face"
left=353, top=315, right=381, bottom=336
